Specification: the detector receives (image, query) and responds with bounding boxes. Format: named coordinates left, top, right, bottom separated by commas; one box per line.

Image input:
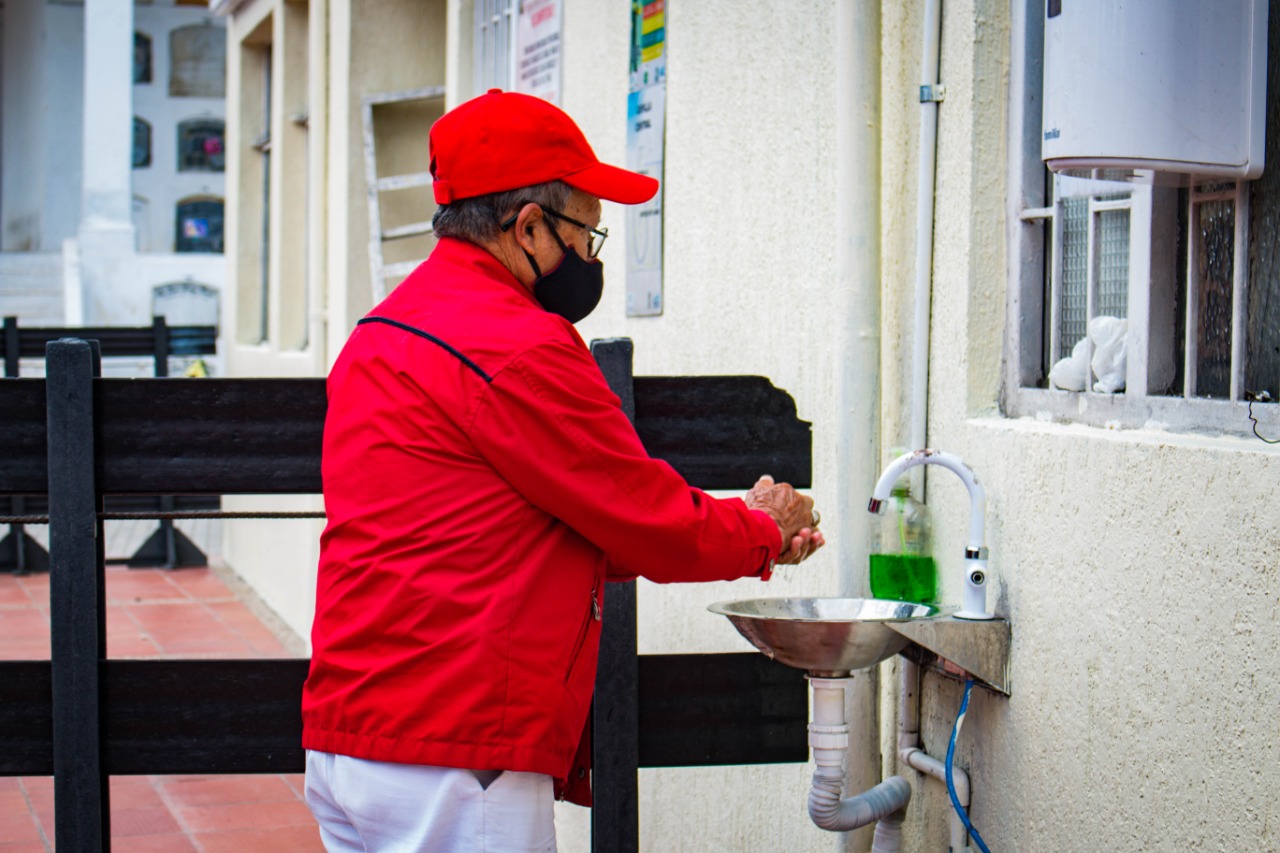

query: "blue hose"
left=945, top=680, right=991, bottom=853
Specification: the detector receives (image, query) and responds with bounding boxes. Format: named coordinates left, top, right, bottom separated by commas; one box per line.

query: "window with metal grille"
left=177, top=119, right=225, bottom=172
left=474, top=0, right=517, bottom=92
left=1005, top=5, right=1280, bottom=438
left=134, top=32, right=152, bottom=84
left=175, top=197, right=224, bottom=254
left=132, top=117, right=152, bottom=169
left=170, top=23, right=226, bottom=98
left=1031, top=172, right=1135, bottom=377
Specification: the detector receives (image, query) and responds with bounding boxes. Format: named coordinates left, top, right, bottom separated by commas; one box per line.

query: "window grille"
left=177, top=119, right=226, bottom=172
left=1184, top=183, right=1245, bottom=400
left=474, top=0, right=517, bottom=92
left=174, top=197, right=224, bottom=254
left=170, top=24, right=226, bottom=98
left=134, top=32, right=152, bottom=84
left=132, top=118, right=152, bottom=169
left=1029, top=172, right=1141, bottom=382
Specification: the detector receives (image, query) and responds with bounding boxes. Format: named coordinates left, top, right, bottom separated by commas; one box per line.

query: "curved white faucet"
left=869, top=449, right=994, bottom=620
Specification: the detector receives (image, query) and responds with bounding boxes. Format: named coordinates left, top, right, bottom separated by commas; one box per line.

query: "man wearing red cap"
left=301, top=90, right=824, bottom=852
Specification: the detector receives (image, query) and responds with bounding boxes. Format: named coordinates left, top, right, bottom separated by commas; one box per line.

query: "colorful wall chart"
left=625, top=0, right=665, bottom=316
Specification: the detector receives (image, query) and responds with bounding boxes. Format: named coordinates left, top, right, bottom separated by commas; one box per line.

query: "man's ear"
left=512, top=203, right=545, bottom=254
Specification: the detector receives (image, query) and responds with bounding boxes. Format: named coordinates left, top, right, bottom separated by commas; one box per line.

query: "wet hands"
left=744, top=475, right=826, bottom=565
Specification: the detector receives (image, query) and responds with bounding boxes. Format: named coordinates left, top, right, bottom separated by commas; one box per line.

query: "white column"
left=81, top=0, right=133, bottom=223
left=77, top=0, right=137, bottom=325
left=2, top=0, right=46, bottom=251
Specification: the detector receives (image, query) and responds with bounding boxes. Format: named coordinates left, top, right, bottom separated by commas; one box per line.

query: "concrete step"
left=0, top=252, right=63, bottom=324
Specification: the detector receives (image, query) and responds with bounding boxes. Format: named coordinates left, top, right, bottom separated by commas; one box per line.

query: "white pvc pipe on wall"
left=898, top=659, right=971, bottom=850
left=835, top=1, right=883, bottom=849
left=896, top=2, right=975, bottom=850
left=909, top=0, right=942, bottom=455
left=835, top=6, right=882, bottom=587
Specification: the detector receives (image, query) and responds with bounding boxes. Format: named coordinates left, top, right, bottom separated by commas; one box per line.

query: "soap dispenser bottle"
left=869, top=480, right=938, bottom=605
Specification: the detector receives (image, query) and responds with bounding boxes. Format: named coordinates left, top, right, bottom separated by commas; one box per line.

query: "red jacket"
left=301, top=237, right=781, bottom=805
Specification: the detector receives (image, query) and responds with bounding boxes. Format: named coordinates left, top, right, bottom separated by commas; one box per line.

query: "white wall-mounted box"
left=1042, top=0, right=1270, bottom=179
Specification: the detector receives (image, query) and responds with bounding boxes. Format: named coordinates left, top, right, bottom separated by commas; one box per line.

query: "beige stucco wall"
left=217, top=0, right=1280, bottom=849
left=221, top=0, right=324, bottom=642
left=565, top=1, right=886, bottom=850
left=883, top=0, right=1280, bottom=849
left=220, top=0, right=448, bottom=640
left=566, top=3, right=876, bottom=850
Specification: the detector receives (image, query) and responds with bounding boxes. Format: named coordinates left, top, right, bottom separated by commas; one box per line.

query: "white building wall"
left=1, top=0, right=227, bottom=327
left=132, top=2, right=228, bottom=255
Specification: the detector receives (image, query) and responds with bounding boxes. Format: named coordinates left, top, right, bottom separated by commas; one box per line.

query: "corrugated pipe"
left=871, top=807, right=906, bottom=851
left=808, top=768, right=910, bottom=837
left=808, top=678, right=910, bottom=844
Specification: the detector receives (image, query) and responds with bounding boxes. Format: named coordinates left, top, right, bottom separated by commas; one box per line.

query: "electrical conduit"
left=897, top=0, right=978, bottom=849
left=909, top=0, right=942, bottom=456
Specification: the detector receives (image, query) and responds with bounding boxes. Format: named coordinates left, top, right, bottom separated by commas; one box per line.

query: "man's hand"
left=744, top=474, right=826, bottom=565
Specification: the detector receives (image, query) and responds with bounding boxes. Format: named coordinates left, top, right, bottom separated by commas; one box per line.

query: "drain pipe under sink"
left=898, top=659, right=971, bottom=851
left=808, top=677, right=911, bottom=849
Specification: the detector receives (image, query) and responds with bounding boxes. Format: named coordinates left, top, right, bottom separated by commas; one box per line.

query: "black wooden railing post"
left=47, top=338, right=109, bottom=851
left=4, top=316, right=19, bottom=377
left=8, top=500, right=31, bottom=575
left=590, top=338, right=640, bottom=853
left=151, top=315, right=170, bottom=377
left=151, top=314, right=180, bottom=569
left=0, top=317, right=30, bottom=574
left=148, top=315, right=200, bottom=570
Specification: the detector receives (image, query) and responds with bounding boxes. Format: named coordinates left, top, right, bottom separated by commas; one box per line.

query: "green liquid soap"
left=869, top=553, right=939, bottom=605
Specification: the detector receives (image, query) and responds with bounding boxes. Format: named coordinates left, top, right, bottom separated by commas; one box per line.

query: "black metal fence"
left=0, top=336, right=813, bottom=852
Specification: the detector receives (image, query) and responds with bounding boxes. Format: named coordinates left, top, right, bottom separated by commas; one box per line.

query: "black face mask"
left=525, top=224, right=604, bottom=324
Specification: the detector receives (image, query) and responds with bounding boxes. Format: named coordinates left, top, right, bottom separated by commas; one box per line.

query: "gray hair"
left=431, top=180, right=572, bottom=245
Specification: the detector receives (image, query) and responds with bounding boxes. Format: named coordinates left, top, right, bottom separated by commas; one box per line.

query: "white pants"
left=305, top=750, right=557, bottom=853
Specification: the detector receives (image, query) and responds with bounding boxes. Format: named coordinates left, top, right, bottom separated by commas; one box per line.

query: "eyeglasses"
left=500, top=204, right=609, bottom=259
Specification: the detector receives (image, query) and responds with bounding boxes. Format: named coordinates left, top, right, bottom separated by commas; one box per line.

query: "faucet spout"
left=870, top=449, right=986, bottom=555
left=869, top=449, right=993, bottom=620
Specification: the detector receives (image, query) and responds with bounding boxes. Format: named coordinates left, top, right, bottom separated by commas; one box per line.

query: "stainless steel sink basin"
left=707, top=597, right=943, bottom=677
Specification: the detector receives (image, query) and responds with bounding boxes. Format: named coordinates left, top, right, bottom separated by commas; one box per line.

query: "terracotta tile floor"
left=0, top=534, right=323, bottom=851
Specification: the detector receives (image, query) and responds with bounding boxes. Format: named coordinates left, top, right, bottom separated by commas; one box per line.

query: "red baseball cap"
left=429, top=89, right=659, bottom=206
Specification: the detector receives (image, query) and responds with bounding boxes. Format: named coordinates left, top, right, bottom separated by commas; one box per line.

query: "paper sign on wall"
left=625, top=0, right=665, bottom=317
left=515, top=0, right=563, bottom=105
